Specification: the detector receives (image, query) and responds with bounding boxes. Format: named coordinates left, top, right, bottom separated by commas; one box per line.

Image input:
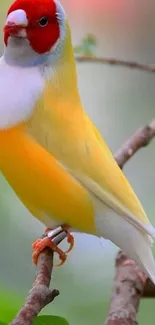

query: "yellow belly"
left=0, top=125, right=95, bottom=234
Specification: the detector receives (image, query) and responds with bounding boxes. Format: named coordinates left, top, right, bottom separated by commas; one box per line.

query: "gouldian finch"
left=1, top=0, right=155, bottom=282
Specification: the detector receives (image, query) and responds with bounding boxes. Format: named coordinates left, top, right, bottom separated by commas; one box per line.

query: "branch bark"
left=9, top=229, right=67, bottom=325
left=104, top=251, right=155, bottom=325
left=76, top=56, right=155, bottom=74
left=10, top=119, right=155, bottom=325
left=114, top=119, right=155, bottom=168
left=105, top=120, right=155, bottom=325
left=10, top=248, right=59, bottom=325
left=105, top=251, right=147, bottom=325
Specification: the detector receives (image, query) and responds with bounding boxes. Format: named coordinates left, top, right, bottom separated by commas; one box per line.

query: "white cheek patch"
left=5, top=9, right=28, bottom=27
left=0, top=58, right=44, bottom=129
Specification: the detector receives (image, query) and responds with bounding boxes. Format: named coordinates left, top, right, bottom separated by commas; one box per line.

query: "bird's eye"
left=39, top=16, right=48, bottom=27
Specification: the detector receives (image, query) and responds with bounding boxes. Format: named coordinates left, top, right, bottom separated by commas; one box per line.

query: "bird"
left=1, top=0, right=155, bottom=282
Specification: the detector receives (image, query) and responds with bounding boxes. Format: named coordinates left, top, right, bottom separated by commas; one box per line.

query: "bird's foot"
left=32, top=224, right=74, bottom=267
left=60, top=224, right=74, bottom=253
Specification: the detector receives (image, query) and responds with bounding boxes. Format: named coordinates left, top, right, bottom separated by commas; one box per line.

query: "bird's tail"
left=95, top=201, right=155, bottom=284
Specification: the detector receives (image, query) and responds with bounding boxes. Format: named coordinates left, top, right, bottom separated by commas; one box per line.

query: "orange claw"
left=63, top=229, right=74, bottom=254
left=32, top=237, right=67, bottom=266
left=32, top=224, right=74, bottom=267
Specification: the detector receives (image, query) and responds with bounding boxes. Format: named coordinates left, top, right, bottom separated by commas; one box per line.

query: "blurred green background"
left=0, top=0, right=155, bottom=324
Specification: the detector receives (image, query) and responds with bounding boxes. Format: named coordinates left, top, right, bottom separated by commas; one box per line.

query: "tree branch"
left=10, top=248, right=59, bottom=325
left=104, top=251, right=155, bottom=325
left=105, top=120, right=155, bottom=325
left=10, top=231, right=67, bottom=325
left=105, top=251, right=147, bottom=325
left=76, top=56, right=155, bottom=74
left=114, top=119, right=155, bottom=168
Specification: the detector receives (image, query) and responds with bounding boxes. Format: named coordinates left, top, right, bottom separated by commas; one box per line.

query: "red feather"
left=7, top=0, right=60, bottom=54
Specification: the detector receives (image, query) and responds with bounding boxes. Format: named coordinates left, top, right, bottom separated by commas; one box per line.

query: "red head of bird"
left=3, top=0, right=67, bottom=66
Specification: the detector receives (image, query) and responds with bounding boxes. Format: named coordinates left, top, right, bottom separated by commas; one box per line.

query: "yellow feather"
left=27, top=21, right=149, bottom=227
left=0, top=125, right=95, bottom=234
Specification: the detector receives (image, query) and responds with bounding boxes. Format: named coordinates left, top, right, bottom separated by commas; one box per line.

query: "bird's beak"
left=4, top=22, right=23, bottom=37
left=4, top=9, right=28, bottom=38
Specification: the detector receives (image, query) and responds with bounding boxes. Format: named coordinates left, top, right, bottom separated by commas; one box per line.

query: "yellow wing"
left=25, top=21, right=151, bottom=233
left=28, top=91, right=151, bottom=232
left=77, top=115, right=150, bottom=223
left=69, top=115, right=153, bottom=237
left=0, top=125, right=95, bottom=234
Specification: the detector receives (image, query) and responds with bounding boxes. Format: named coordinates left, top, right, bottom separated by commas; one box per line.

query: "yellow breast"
left=0, top=125, right=95, bottom=234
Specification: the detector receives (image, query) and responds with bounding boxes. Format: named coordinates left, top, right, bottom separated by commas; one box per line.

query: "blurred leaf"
left=74, top=45, right=84, bottom=54
left=74, top=34, right=97, bottom=56
left=33, top=315, right=69, bottom=325
left=0, top=322, right=7, bottom=325
left=83, top=34, right=97, bottom=46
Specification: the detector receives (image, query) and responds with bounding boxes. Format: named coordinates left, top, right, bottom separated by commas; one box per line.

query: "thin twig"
left=114, top=119, right=155, bottom=168
left=104, top=121, right=155, bottom=324
left=104, top=251, right=148, bottom=325
left=104, top=251, right=155, bottom=325
left=76, top=56, right=155, bottom=74
left=10, top=248, right=59, bottom=325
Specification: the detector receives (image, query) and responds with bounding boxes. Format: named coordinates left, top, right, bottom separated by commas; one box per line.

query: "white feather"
left=0, top=56, right=44, bottom=129
left=65, top=169, right=155, bottom=282
left=94, top=197, right=155, bottom=283
left=72, top=173, right=155, bottom=239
